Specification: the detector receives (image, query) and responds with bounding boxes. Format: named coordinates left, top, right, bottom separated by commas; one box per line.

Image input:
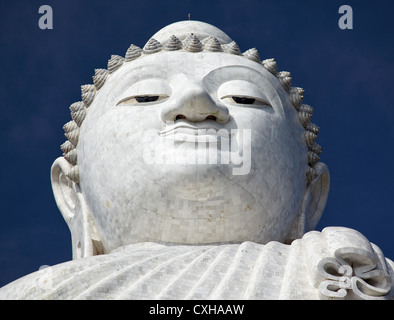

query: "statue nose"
left=160, top=80, right=229, bottom=123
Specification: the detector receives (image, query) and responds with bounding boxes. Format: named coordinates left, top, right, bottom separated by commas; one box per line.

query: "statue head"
left=51, top=21, right=329, bottom=259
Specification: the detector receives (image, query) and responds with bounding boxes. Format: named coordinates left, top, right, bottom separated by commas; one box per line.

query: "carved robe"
left=0, top=227, right=392, bottom=300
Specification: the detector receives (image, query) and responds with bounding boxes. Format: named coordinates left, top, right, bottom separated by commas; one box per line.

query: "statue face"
left=78, top=51, right=308, bottom=251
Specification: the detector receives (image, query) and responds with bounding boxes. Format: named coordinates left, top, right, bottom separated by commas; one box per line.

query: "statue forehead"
left=100, top=51, right=279, bottom=91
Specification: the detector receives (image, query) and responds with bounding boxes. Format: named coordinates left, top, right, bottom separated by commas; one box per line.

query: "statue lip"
left=158, top=120, right=231, bottom=140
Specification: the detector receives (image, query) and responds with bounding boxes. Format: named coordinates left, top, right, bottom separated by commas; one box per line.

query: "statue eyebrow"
left=202, top=65, right=269, bottom=92
left=203, top=64, right=264, bottom=81
left=126, top=65, right=169, bottom=81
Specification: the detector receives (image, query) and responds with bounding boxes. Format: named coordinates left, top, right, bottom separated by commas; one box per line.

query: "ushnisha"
left=0, top=21, right=392, bottom=300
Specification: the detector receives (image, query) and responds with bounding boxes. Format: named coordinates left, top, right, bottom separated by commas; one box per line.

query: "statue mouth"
left=158, top=119, right=232, bottom=142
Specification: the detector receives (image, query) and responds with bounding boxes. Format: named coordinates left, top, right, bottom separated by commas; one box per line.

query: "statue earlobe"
left=51, top=157, right=104, bottom=259
left=285, top=162, right=330, bottom=243
left=304, top=162, right=330, bottom=232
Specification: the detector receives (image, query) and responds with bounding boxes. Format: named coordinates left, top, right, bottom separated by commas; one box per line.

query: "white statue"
left=0, top=20, right=392, bottom=300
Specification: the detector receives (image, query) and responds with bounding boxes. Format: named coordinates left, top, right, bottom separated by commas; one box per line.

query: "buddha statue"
left=0, top=20, right=392, bottom=300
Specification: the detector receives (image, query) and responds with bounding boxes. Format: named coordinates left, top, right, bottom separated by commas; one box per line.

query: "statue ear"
left=51, top=157, right=104, bottom=259
left=285, top=162, right=330, bottom=243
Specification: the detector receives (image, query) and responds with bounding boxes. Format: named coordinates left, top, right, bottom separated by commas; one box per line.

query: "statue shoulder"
left=0, top=254, right=105, bottom=300
left=0, top=242, right=164, bottom=300
left=0, top=233, right=392, bottom=300
left=300, top=226, right=393, bottom=300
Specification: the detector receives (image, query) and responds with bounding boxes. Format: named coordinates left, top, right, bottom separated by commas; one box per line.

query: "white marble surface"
left=0, top=20, right=391, bottom=300
left=0, top=227, right=392, bottom=300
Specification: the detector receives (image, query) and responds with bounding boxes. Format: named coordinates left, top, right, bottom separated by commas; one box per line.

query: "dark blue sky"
left=1, top=0, right=393, bottom=287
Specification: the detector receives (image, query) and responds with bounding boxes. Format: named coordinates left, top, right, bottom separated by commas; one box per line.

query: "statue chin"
left=154, top=166, right=230, bottom=200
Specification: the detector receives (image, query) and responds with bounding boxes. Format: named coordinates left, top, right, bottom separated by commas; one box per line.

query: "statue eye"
left=116, top=95, right=168, bottom=106
left=135, top=96, right=159, bottom=103
left=218, top=80, right=271, bottom=108
left=221, top=95, right=271, bottom=107
left=232, top=96, right=256, bottom=104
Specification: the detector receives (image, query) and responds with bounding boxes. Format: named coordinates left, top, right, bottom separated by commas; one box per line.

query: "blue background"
left=1, top=0, right=393, bottom=287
